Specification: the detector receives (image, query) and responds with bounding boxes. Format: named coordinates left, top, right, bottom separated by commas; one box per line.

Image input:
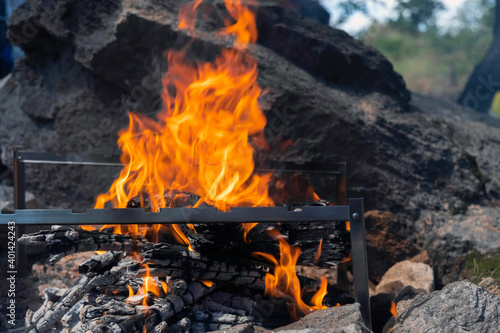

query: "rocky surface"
left=0, top=184, right=45, bottom=211
left=271, top=303, right=371, bottom=333
left=478, top=277, right=500, bottom=298
left=392, top=280, right=500, bottom=333
left=375, top=260, right=434, bottom=296
left=0, top=0, right=499, bottom=286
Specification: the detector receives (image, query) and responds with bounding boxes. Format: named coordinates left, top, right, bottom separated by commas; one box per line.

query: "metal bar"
left=14, top=148, right=26, bottom=209
left=13, top=148, right=27, bottom=275
left=15, top=151, right=346, bottom=175
left=348, top=198, right=371, bottom=329
left=0, top=206, right=351, bottom=225
left=16, top=151, right=122, bottom=166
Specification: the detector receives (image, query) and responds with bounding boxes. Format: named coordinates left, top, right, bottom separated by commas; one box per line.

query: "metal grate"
left=1, top=149, right=371, bottom=328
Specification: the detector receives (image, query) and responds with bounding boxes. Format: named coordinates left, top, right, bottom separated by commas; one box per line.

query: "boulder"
left=375, top=260, right=434, bottom=296
left=273, top=303, right=371, bottom=333
left=364, top=211, right=420, bottom=282
left=392, top=280, right=500, bottom=333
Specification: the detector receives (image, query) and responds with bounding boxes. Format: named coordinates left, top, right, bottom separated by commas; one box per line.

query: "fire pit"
left=1, top=0, right=372, bottom=331
left=1, top=150, right=370, bottom=332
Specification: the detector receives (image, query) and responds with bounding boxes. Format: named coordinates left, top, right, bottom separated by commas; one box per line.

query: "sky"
left=319, top=0, right=467, bottom=35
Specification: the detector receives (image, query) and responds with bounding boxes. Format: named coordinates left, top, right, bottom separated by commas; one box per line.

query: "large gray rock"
left=1, top=0, right=500, bottom=285
left=392, top=280, right=500, bottom=333
left=274, top=303, right=371, bottom=333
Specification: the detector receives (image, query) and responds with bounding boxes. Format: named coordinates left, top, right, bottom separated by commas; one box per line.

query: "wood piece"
left=80, top=281, right=215, bottom=332
left=189, top=310, right=257, bottom=332
left=140, top=243, right=269, bottom=288
left=19, top=227, right=142, bottom=265
left=27, top=260, right=127, bottom=333
left=126, top=190, right=350, bottom=267
left=163, top=317, right=191, bottom=333
left=79, top=251, right=125, bottom=274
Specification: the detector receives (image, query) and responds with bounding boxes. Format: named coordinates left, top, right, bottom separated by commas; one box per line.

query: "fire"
left=253, top=229, right=328, bottom=319
left=126, top=266, right=166, bottom=306
left=391, top=301, right=397, bottom=318
left=200, top=280, right=214, bottom=287
left=340, top=253, right=352, bottom=263
left=93, top=0, right=272, bottom=244
left=90, top=0, right=331, bottom=322
left=314, top=237, right=323, bottom=262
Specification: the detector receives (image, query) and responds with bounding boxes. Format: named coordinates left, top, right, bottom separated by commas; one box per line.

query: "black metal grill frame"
left=1, top=149, right=371, bottom=328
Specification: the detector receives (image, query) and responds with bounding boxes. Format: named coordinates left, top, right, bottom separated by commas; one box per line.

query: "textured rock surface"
left=478, top=277, right=500, bottom=298
left=209, top=323, right=254, bottom=333
left=0, top=0, right=500, bottom=284
left=274, top=303, right=371, bottom=333
left=364, top=211, right=420, bottom=282
left=392, top=280, right=500, bottom=333
left=375, top=260, right=434, bottom=295
left=0, top=185, right=44, bottom=211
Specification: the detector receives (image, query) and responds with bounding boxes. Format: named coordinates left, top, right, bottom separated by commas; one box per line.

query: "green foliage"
left=464, top=248, right=500, bottom=285
left=360, top=0, right=495, bottom=100
left=392, top=0, right=445, bottom=33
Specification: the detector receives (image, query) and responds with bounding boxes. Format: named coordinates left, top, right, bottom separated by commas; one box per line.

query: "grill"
left=0, top=149, right=371, bottom=328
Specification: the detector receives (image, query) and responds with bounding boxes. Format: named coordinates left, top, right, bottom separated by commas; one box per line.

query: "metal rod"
left=348, top=198, right=371, bottom=329
left=13, top=148, right=27, bottom=275
left=13, top=148, right=26, bottom=209
left=0, top=206, right=351, bottom=225
left=14, top=151, right=346, bottom=175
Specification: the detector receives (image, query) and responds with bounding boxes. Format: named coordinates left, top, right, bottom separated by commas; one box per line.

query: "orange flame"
left=253, top=229, right=328, bottom=319
left=200, top=280, right=214, bottom=287
left=391, top=301, right=397, bottom=318
left=126, top=266, right=165, bottom=307
left=314, top=237, right=323, bottom=262
left=340, top=253, right=352, bottom=264
left=93, top=0, right=272, bottom=245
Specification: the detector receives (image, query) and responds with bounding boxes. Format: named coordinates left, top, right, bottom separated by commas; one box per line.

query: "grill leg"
left=348, top=198, right=371, bottom=329
left=14, top=148, right=27, bottom=275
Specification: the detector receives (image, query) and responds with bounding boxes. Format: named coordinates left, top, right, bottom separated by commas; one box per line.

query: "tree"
left=458, top=0, right=500, bottom=112
left=391, top=0, right=444, bottom=33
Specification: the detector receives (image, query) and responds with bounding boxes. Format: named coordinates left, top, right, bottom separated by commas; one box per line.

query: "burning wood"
left=14, top=1, right=352, bottom=332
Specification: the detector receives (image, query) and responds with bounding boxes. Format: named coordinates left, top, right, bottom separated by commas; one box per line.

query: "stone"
left=392, top=280, right=500, bottom=333
left=364, top=211, right=420, bottom=282
left=209, top=323, right=254, bottom=333
left=0, top=185, right=44, bottom=211
left=274, top=303, right=371, bottom=333
left=375, top=260, right=434, bottom=296
left=478, top=277, right=500, bottom=298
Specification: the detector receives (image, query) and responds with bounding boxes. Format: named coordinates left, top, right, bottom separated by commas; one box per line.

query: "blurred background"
left=319, top=0, right=500, bottom=115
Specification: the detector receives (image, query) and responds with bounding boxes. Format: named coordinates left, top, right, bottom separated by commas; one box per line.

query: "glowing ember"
left=391, top=301, right=397, bottom=318
left=315, top=237, right=323, bottom=262
left=253, top=229, right=328, bottom=319
left=200, top=280, right=214, bottom=287
left=340, top=253, right=352, bottom=264
left=126, top=266, right=166, bottom=306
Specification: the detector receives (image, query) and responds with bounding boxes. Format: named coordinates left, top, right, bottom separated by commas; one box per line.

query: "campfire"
left=4, top=0, right=499, bottom=332
left=5, top=1, right=358, bottom=332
